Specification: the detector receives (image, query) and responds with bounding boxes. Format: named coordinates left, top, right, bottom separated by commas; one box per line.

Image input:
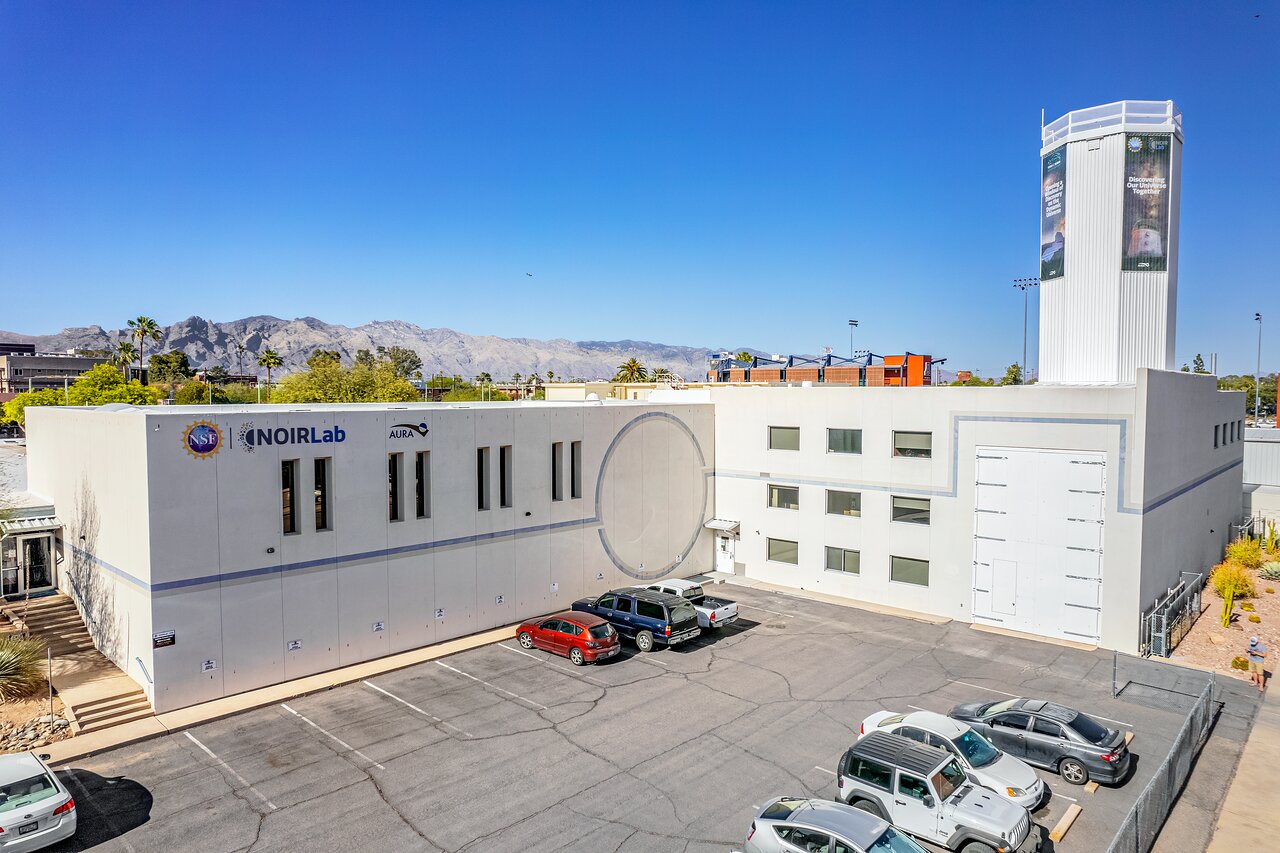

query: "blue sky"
left=2, top=1, right=1276, bottom=376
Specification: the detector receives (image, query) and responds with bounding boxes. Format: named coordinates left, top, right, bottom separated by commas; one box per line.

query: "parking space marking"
left=1052, top=790, right=1079, bottom=803
left=495, top=643, right=611, bottom=686
left=363, top=680, right=473, bottom=738
left=280, top=703, right=387, bottom=770
left=952, top=680, right=1018, bottom=698
left=739, top=603, right=798, bottom=619
left=435, top=660, right=549, bottom=710
left=60, top=767, right=140, bottom=853
left=814, top=766, right=836, bottom=775
left=906, top=704, right=936, bottom=713
left=184, top=732, right=279, bottom=810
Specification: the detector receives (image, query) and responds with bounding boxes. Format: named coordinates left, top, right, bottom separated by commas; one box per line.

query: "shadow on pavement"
left=48, top=769, right=152, bottom=851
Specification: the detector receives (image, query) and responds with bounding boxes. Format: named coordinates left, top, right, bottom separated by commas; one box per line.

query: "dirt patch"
left=1170, top=564, right=1280, bottom=684
left=0, top=678, right=71, bottom=753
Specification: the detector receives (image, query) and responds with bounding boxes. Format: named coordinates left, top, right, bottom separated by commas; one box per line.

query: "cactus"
left=1242, top=602, right=1256, bottom=612
left=1267, top=519, right=1279, bottom=555
left=1249, top=614, right=1262, bottom=623
left=1261, top=562, right=1280, bottom=581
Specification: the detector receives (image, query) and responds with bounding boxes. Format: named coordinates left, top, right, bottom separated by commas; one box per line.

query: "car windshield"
left=952, top=728, right=1000, bottom=768
left=1068, top=711, right=1112, bottom=745
left=588, top=623, right=615, bottom=640
left=867, top=826, right=928, bottom=853
left=0, top=772, right=58, bottom=814
left=933, top=760, right=968, bottom=801
left=671, top=603, right=697, bottom=624
left=982, top=698, right=1019, bottom=717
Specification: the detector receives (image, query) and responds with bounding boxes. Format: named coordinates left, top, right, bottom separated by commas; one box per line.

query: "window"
left=827, top=428, right=862, bottom=454
left=766, top=537, right=799, bottom=564
left=551, top=442, right=564, bottom=501
left=388, top=453, right=402, bottom=521
left=825, top=546, right=860, bottom=575
left=563, top=623, right=583, bottom=637
left=313, top=458, right=330, bottom=531
left=613, top=597, right=633, bottom=614
left=774, top=828, right=831, bottom=849
left=768, top=484, right=800, bottom=510
left=1032, top=718, right=1063, bottom=738
left=540, top=618, right=564, bottom=632
left=1230, top=421, right=1236, bottom=443
left=768, top=425, right=800, bottom=451
left=636, top=600, right=664, bottom=620
left=826, top=489, right=861, bottom=517
left=992, top=712, right=1031, bottom=731
left=1215, top=424, right=1220, bottom=448
left=415, top=451, right=430, bottom=518
left=597, top=594, right=617, bottom=610
left=891, top=496, right=931, bottom=525
left=499, top=445, right=512, bottom=508
left=281, top=460, right=298, bottom=535
left=477, top=447, right=491, bottom=511
left=570, top=440, right=582, bottom=499
left=890, top=555, right=929, bottom=586
left=893, top=431, right=932, bottom=458
left=898, top=773, right=930, bottom=802
left=897, top=726, right=929, bottom=745
left=848, top=756, right=892, bottom=791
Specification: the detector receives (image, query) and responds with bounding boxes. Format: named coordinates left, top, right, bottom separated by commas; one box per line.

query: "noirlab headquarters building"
left=24, top=101, right=1243, bottom=712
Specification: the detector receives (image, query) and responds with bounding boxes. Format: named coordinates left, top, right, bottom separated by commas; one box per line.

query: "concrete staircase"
left=2, top=594, right=153, bottom=734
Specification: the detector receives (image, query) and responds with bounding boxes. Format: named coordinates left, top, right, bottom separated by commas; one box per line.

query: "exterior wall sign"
left=389, top=421, right=429, bottom=439
left=287, top=639, right=302, bottom=651
left=237, top=422, right=346, bottom=452
left=183, top=421, right=222, bottom=459
left=1121, top=134, right=1172, bottom=271
left=202, top=659, right=218, bottom=672
left=1040, top=146, right=1066, bottom=280
left=494, top=594, right=505, bottom=605
left=372, top=621, right=385, bottom=633
left=152, top=630, right=176, bottom=649
left=434, top=608, right=445, bottom=619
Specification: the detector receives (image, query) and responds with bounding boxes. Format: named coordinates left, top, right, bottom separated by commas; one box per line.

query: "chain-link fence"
left=1106, top=659, right=1216, bottom=853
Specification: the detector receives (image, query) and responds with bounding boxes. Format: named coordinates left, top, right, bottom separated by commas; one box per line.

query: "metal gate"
left=1140, top=572, right=1204, bottom=658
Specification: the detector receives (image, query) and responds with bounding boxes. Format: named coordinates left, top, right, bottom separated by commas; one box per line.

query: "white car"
left=0, top=752, right=76, bottom=851
left=858, top=710, right=1046, bottom=810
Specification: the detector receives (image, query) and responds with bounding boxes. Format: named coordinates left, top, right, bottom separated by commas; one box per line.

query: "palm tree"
left=734, top=351, right=753, bottom=364
left=111, top=341, right=138, bottom=378
left=511, top=372, right=522, bottom=385
left=650, top=366, right=672, bottom=382
left=234, top=341, right=247, bottom=375
left=127, top=316, right=162, bottom=383
left=545, top=370, right=556, bottom=383
left=475, top=372, right=492, bottom=384
left=257, top=348, right=283, bottom=401
left=614, top=358, right=647, bottom=382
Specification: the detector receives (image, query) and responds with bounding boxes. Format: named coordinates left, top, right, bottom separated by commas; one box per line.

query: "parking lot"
left=44, top=583, right=1260, bottom=853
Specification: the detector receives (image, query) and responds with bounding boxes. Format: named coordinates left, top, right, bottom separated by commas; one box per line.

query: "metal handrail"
left=1043, top=100, right=1182, bottom=147
left=135, top=657, right=153, bottom=685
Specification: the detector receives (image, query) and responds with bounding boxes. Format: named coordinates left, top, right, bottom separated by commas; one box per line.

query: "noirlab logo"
left=389, top=422, right=430, bottom=439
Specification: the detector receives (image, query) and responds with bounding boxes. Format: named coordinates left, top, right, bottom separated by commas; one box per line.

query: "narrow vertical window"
left=551, top=442, right=564, bottom=501
left=281, top=460, right=297, bottom=535
left=500, top=445, right=513, bottom=508
left=415, top=451, right=430, bottom=518
left=570, top=440, right=582, bottom=499
left=313, top=457, right=330, bottom=531
left=477, top=447, right=491, bottom=511
left=388, top=453, right=402, bottom=522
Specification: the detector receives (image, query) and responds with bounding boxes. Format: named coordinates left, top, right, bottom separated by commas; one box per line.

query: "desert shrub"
left=1213, top=561, right=1256, bottom=626
left=1268, top=588, right=1276, bottom=595
left=1249, top=614, right=1262, bottom=623
left=1227, top=537, right=1264, bottom=570
left=1232, top=656, right=1250, bottom=670
left=1260, top=562, right=1280, bottom=581
left=1242, top=602, right=1256, bottom=612
left=0, top=635, right=46, bottom=701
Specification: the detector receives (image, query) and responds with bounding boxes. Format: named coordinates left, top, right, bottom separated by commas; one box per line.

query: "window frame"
left=768, top=425, right=801, bottom=451
left=477, top=447, right=491, bottom=511
left=499, top=445, right=513, bottom=509
left=281, top=459, right=299, bottom=535
left=767, top=483, right=800, bottom=511
left=570, top=440, right=582, bottom=499
left=826, top=489, right=862, bottom=517
left=848, top=756, right=893, bottom=791
left=388, top=452, right=403, bottom=522
left=551, top=442, right=564, bottom=501
left=826, top=427, right=863, bottom=455
left=824, top=546, right=861, bottom=575
left=313, top=457, right=330, bottom=532
left=892, top=430, right=933, bottom=459
left=889, top=555, right=930, bottom=587
left=415, top=450, right=431, bottom=518
left=766, top=537, right=799, bottom=565
left=891, top=495, right=931, bottom=525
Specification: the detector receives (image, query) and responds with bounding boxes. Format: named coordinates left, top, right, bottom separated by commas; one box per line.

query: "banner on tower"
left=1040, top=146, right=1066, bottom=281
left=1121, top=134, right=1172, bottom=272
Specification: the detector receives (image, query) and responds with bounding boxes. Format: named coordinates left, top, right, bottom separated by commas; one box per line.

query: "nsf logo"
left=183, top=421, right=223, bottom=459
left=1127, top=136, right=1144, bottom=153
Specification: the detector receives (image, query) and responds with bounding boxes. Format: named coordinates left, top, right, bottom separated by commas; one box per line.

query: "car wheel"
left=1059, top=757, right=1089, bottom=785
left=849, top=799, right=886, bottom=820
left=569, top=647, right=585, bottom=666
left=959, top=843, right=996, bottom=853
left=518, top=632, right=534, bottom=650
left=636, top=631, right=655, bottom=653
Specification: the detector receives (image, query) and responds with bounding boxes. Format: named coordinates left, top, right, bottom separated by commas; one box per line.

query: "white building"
left=1244, top=427, right=1280, bottom=523
left=22, top=401, right=714, bottom=712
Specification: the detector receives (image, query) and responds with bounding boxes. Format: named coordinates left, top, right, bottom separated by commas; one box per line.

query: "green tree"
left=127, top=316, right=163, bottom=382
left=175, top=381, right=230, bottom=405
left=613, top=358, right=647, bottom=382
left=734, top=351, right=752, bottom=363
left=382, top=346, right=422, bottom=379
left=111, top=341, right=138, bottom=377
left=204, top=365, right=230, bottom=382
left=354, top=349, right=376, bottom=368
left=1181, top=364, right=1190, bottom=372
left=67, top=364, right=163, bottom=407
left=148, top=350, right=193, bottom=384
left=511, top=372, right=522, bottom=385
left=650, top=366, right=672, bottom=382
left=257, top=348, right=284, bottom=400
left=474, top=372, right=492, bottom=384
left=2, top=389, right=64, bottom=426
left=998, top=363, right=1023, bottom=386
left=307, top=349, right=342, bottom=369
left=545, top=370, right=556, bottom=383
left=442, top=385, right=512, bottom=402
left=1193, top=353, right=1207, bottom=374
left=950, top=375, right=996, bottom=387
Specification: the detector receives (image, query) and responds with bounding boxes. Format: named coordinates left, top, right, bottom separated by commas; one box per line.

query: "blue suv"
left=572, top=587, right=701, bottom=652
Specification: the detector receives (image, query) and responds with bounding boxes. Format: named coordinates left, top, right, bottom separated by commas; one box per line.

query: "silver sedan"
left=745, top=796, right=926, bottom=853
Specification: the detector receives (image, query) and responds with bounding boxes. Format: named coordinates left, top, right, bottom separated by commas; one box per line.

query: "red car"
left=517, top=610, right=621, bottom=665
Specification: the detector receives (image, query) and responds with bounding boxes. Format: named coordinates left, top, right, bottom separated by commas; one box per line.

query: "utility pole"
left=848, top=320, right=859, bottom=360
left=1013, top=278, right=1040, bottom=384
left=1256, top=313, right=1263, bottom=422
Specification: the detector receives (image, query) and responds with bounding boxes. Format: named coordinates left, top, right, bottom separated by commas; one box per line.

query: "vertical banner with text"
left=1121, top=134, right=1172, bottom=271
left=1040, top=146, right=1066, bottom=281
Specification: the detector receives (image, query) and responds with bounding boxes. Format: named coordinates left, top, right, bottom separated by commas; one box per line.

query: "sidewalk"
left=1205, top=684, right=1278, bottom=851
left=708, top=572, right=951, bottom=625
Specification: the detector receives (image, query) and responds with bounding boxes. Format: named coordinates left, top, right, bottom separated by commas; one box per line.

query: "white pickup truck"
left=643, top=578, right=739, bottom=629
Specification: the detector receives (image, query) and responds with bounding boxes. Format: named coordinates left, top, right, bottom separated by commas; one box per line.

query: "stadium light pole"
left=848, top=319, right=859, bottom=360
left=1013, top=278, right=1040, bottom=384
left=1256, top=313, right=1263, bottom=422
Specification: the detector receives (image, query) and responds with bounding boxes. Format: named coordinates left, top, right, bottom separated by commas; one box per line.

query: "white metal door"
left=716, top=535, right=736, bottom=574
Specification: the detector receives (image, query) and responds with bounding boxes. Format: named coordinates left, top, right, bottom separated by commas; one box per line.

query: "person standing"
left=1247, top=636, right=1268, bottom=693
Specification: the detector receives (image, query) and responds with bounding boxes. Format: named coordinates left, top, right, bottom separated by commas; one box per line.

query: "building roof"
left=34, top=399, right=665, bottom=417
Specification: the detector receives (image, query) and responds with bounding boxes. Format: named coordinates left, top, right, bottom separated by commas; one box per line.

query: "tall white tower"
left=1037, top=101, right=1182, bottom=384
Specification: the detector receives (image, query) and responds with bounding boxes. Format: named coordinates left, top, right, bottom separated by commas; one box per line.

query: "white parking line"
left=906, top=704, right=934, bottom=713
left=362, top=680, right=473, bottom=738
left=1090, top=713, right=1136, bottom=728
left=496, top=643, right=611, bottom=686
left=184, top=732, right=279, bottom=810
left=280, top=703, right=387, bottom=770
left=814, top=766, right=836, bottom=775
left=1052, top=790, right=1079, bottom=803
left=740, top=603, right=798, bottom=619
left=642, top=655, right=669, bottom=666
left=951, top=681, right=1134, bottom=727
left=435, top=660, right=549, bottom=710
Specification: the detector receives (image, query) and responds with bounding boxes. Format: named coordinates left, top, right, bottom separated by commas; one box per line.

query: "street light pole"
left=1013, top=278, right=1040, bottom=384
left=1256, top=313, right=1263, bottom=422
left=848, top=319, right=859, bottom=359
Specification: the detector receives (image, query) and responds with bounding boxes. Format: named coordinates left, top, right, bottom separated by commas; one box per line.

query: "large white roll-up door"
left=972, top=447, right=1105, bottom=643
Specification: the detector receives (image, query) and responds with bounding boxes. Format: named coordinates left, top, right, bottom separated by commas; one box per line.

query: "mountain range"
left=0, top=316, right=743, bottom=382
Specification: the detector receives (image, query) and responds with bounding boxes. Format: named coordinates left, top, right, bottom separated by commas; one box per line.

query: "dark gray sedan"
left=949, top=698, right=1131, bottom=785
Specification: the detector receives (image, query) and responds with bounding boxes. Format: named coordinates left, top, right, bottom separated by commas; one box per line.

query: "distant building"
left=705, top=352, right=942, bottom=387
left=192, top=369, right=258, bottom=385
left=0, top=345, right=111, bottom=400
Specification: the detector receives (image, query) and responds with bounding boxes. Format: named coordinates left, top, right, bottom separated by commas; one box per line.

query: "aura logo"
left=389, top=422, right=429, bottom=439
left=183, top=421, right=223, bottom=459
left=236, top=421, right=346, bottom=452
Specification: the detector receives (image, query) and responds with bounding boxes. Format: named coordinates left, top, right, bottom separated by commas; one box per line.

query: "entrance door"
left=22, top=538, right=53, bottom=591
left=1, top=538, right=18, bottom=597
left=716, top=534, right=737, bottom=574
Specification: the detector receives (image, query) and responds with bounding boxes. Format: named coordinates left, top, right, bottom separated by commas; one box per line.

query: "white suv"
left=859, top=710, right=1045, bottom=811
